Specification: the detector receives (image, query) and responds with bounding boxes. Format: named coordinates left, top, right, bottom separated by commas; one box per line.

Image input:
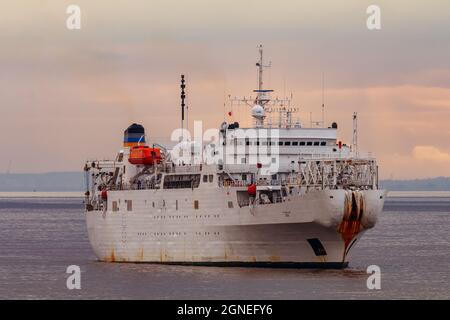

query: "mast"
left=352, top=112, right=358, bottom=157
left=254, top=44, right=272, bottom=106
left=180, top=75, right=186, bottom=140
left=322, top=72, right=325, bottom=128
left=229, top=45, right=298, bottom=128
left=257, top=45, right=263, bottom=92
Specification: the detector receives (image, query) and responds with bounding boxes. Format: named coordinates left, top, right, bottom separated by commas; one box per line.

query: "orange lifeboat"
left=128, top=145, right=161, bottom=165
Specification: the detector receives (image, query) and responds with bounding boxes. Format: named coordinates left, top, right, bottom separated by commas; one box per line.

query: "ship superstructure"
left=84, top=46, right=386, bottom=268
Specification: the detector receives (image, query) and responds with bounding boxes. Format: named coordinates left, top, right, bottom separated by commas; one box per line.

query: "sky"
left=1, top=0, right=450, bottom=179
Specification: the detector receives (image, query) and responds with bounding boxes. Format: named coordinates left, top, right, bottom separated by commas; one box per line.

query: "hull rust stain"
left=338, top=191, right=364, bottom=261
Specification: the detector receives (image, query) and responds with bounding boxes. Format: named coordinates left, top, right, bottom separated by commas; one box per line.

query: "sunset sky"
left=1, top=0, right=450, bottom=179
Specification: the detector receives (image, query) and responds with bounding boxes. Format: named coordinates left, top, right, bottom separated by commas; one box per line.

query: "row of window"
left=163, top=174, right=200, bottom=189
left=195, top=214, right=221, bottom=218
left=282, top=141, right=327, bottom=146
left=159, top=174, right=215, bottom=190
left=151, top=214, right=222, bottom=219
left=230, top=140, right=328, bottom=146
left=111, top=199, right=232, bottom=212
left=153, top=215, right=189, bottom=219
left=137, top=232, right=185, bottom=237
left=195, top=232, right=220, bottom=236
left=136, top=231, right=221, bottom=237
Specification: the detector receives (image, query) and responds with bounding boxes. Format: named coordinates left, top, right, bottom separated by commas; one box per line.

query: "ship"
left=83, top=46, right=386, bottom=268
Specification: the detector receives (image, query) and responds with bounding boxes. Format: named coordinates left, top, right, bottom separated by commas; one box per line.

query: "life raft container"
left=247, top=184, right=257, bottom=197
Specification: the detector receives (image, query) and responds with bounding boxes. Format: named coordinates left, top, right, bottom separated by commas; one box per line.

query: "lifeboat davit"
left=128, top=145, right=161, bottom=165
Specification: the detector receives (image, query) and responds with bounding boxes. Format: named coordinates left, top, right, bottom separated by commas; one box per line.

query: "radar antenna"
left=228, top=45, right=299, bottom=128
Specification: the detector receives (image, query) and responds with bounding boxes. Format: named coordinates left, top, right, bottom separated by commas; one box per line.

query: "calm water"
left=0, top=196, right=449, bottom=299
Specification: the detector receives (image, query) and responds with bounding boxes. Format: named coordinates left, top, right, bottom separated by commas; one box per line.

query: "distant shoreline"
left=0, top=192, right=83, bottom=198
left=387, top=191, right=450, bottom=198
left=3, top=172, right=450, bottom=193
left=1, top=191, right=450, bottom=199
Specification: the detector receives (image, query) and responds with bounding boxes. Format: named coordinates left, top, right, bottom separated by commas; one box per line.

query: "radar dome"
left=251, top=104, right=265, bottom=119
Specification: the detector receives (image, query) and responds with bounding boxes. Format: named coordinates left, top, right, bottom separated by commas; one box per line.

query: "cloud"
left=413, top=146, right=450, bottom=162
left=1, top=1, right=450, bottom=176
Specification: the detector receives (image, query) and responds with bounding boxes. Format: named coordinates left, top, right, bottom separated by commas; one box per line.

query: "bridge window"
left=284, top=141, right=291, bottom=146
left=306, top=141, right=313, bottom=146
left=320, top=141, right=327, bottom=146
left=314, top=141, right=320, bottom=146
left=299, top=141, right=305, bottom=146
left=292, top=141, right=298, bottom=146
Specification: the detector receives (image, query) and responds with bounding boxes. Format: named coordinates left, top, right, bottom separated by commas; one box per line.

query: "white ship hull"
left=85, top=188, right=386, bottom=268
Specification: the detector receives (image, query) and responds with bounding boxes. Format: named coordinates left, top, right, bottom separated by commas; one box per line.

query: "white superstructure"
left=84, top=46, right=386, bottom=268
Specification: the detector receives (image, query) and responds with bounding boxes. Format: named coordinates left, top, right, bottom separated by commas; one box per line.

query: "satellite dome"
left=251, top=104, right=265, bottom=119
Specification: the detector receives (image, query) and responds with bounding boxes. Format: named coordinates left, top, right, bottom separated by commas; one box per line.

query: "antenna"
left=180, top=75, right=186, bottom=140
left=186, top=84, right=189, bottom=133
left=257, top=45, right=263, bottom=91
left=352, top=112, right=358, bottom=157
left=223, top=83, right=227, bottom=122
left=322, top=72, right=325, bottom=128
left=254, top=44, right=273, bottom=106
